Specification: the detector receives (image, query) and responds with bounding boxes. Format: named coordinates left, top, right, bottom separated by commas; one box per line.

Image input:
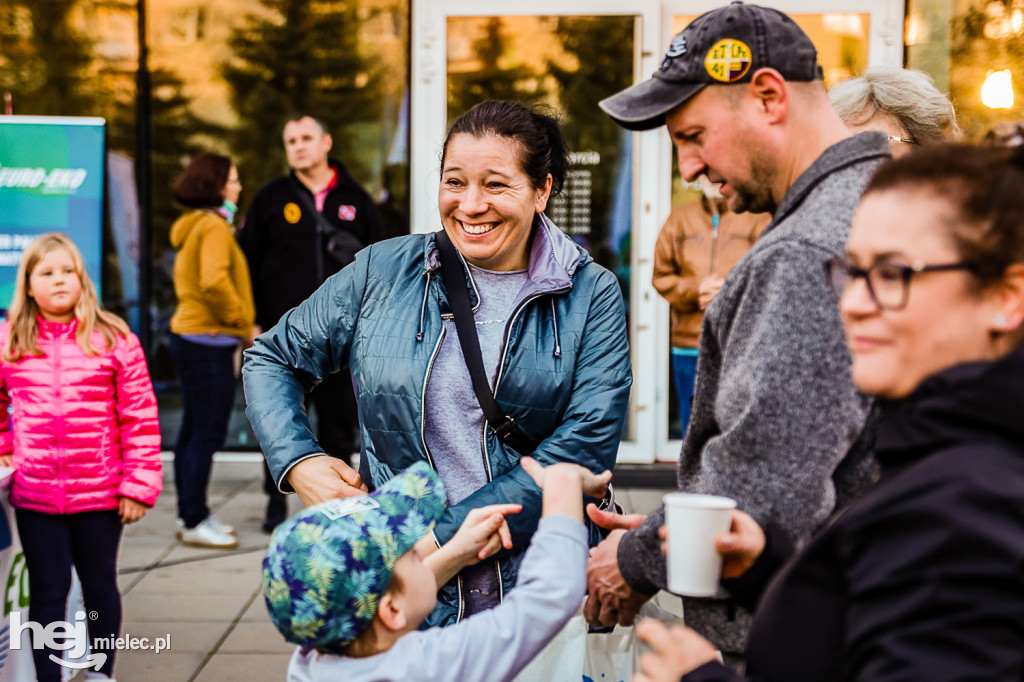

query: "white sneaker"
left=208, top=515, right=236, bottom=535
left=179, top=518, right=238, bottom=549
left=177, top=515, right=235, bottom=538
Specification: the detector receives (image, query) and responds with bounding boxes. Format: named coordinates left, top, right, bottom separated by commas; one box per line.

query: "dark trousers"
left=262, top=369, right=358, bottom=498
left=169, top=334, right=237, bottom=528
left=15, top=508, right=123, bottom=682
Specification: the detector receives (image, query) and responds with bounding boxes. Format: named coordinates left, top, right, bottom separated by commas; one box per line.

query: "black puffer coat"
left=686, top=343, right=1024, bottom=681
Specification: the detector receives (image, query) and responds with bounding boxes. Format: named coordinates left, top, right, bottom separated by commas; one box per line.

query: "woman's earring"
left=993, top=314, right=1009, bottom=329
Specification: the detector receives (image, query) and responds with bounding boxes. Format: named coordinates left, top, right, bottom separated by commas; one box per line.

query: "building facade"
left=1, top=0, right=1020, bottom=460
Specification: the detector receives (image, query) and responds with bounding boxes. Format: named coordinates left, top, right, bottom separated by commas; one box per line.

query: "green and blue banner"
left=0, top=116, right=105, bottom=312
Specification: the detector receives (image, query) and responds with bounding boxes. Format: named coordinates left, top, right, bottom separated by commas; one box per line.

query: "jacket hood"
left=170, top=210, right=219, bottom=249
left=875, top=342, right=1024, bottom=468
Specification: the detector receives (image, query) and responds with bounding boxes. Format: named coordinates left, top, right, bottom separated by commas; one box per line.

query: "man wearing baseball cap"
left=586, top=1, right=887, bottom=663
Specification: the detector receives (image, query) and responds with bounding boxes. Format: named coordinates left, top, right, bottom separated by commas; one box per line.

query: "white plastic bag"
left=583, top=600, right=683, bottom=682
left=514, top=606, right=587, bottom=682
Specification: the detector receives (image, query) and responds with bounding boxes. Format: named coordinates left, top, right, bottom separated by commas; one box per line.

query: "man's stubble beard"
left=727, top=146, right=777, bottom=215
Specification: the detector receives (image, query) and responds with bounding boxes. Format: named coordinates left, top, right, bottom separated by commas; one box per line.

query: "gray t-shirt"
left=424, top=263, right=528, bottom=615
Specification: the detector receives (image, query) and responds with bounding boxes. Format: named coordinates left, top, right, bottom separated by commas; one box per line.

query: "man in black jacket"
left=239, top=114, right=383, bottom=532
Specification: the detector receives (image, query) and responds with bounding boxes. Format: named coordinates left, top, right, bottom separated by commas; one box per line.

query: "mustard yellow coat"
left=169, top=210, right=255, bottom=338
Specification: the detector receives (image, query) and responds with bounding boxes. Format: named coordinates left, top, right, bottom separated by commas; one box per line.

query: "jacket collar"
left=771, top=131, right=890, bottom=229
left=37, top=315, right=78, bottom=338
left=875, top=342, right=1024, bottom=470
left=288, top=159, right=355, bottom=194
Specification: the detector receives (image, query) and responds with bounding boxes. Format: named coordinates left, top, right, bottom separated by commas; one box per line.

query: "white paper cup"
left=664, top=493, right=737, bottom=597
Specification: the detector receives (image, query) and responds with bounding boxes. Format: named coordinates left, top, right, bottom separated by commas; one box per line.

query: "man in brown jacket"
left=653, top=176, right=768, bottom=435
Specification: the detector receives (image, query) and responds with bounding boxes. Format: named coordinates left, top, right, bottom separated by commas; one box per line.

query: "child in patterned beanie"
left=263, top=458, right=610, bottom=682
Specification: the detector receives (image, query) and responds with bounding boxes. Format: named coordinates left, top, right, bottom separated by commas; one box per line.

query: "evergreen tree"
left=221, top=0, right=385, bottom=207
left=447, top=17, right=543, bottom=122
left=0, top=0, right=97, bottom=117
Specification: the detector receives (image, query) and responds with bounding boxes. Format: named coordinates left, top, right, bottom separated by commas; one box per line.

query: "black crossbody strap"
left=435, top=231, right=536, bottom=456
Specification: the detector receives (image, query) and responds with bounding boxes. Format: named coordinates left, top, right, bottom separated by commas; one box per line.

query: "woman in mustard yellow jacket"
left=168, top=153, right=255, bottom=549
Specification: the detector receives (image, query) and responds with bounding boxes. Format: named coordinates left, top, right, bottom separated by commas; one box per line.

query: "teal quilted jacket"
left=243, top=215, right=632, bottom=626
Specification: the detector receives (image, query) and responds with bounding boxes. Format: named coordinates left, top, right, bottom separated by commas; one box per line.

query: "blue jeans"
left=672, top=349, right=699, bottom=438
left=169, top=334, right=237, bottom=528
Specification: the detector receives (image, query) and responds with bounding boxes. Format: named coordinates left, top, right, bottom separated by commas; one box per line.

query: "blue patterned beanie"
left=262, top=462, right=446, bottom=648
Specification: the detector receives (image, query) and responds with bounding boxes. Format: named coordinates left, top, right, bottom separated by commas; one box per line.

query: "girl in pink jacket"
left=0, top=233, right=162, bottom=682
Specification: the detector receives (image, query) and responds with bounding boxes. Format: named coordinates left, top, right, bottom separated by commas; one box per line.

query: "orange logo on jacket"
left=283, top=203, right=301, bottom=224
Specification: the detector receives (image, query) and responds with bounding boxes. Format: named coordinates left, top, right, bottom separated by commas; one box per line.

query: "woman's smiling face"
left=438, top=133, right=551, bottom=271
left=841, top=189, right=1004, bottom=399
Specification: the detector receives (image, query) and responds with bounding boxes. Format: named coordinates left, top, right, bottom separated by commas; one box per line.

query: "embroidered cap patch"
left=704, top=39, right=752, bottom=83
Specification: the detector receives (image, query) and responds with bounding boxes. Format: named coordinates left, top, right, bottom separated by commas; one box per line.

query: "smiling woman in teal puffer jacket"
left=242, top=100, right=632, bottom=627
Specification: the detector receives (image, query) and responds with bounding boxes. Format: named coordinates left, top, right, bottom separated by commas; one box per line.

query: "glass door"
left=412, top=0, right=662, bottom=463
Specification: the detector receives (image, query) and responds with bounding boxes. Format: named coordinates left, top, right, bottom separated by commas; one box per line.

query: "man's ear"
left=747, top=68, right=788, bottom=124
left=376, top=591, right=407, bottom=632
left=323, top=133, right=334, bottom=154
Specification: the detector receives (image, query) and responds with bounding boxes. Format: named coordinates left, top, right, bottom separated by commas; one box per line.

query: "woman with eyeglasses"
left=634, top=143, right=1024, bottom=682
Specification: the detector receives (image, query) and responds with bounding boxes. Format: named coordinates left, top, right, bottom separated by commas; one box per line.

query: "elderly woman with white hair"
left=829, top=66, right=960, bottom=156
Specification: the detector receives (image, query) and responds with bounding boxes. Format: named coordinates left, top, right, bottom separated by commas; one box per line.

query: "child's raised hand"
left=119, top=496, right=148, bottom=525
left=450, top=503, right=522, bottom=564
left=520, top=457, right=612, bottom=499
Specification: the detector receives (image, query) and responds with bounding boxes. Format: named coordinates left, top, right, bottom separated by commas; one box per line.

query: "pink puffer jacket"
left=0, top=318, right=162, bottom=514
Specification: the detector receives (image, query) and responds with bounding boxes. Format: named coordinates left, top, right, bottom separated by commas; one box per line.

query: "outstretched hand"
left=586, top=503, right=646, bottom=532
left=286, top=455, right=368, bottom=507
left=520, top=457, right=611, bottom=498
left=451, top=503, right=523, bottom=563
left=427, top=503, right=522, bottom=587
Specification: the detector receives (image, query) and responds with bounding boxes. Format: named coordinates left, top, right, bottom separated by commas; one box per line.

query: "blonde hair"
left=3, top=233, right=129, bottom=362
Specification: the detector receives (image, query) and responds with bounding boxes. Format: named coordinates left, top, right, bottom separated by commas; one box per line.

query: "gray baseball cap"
left=600, top=2, right=823, bottom=131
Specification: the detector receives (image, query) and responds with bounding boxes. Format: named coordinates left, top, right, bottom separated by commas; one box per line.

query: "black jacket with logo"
left=685, top=343, right=1024, bottom=681
left=238, top=159, right=384, bottom=329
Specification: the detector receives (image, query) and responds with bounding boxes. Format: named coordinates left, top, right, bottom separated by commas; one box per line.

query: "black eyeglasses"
left=824, top=258, right=977, bottom=311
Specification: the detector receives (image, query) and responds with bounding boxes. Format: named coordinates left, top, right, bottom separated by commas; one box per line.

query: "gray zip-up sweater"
left=618, top=132, right=890, bottom=655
